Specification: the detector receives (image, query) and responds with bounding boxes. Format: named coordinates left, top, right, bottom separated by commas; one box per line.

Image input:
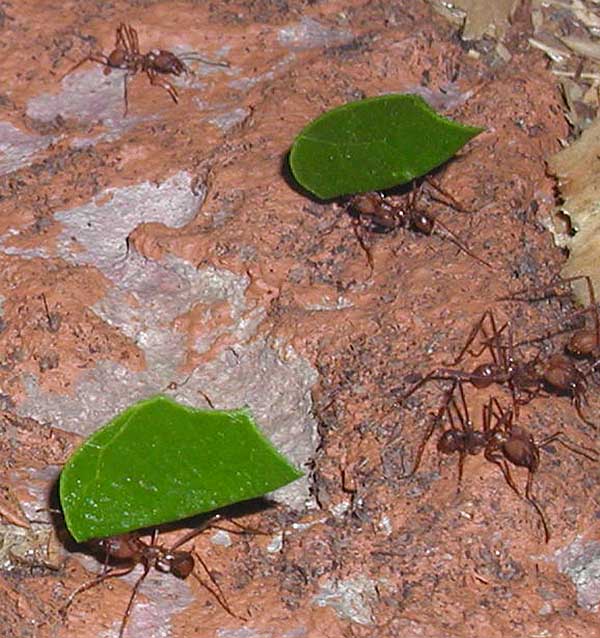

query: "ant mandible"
left=61, top=514, right=249, bottom=638
left=61, top=23, right=228, bottom=115
left=399, top=309, right=597, bottom=429
left=398, top=380, right=597, bottom=542
left=347, top=179, right=493, bottom=272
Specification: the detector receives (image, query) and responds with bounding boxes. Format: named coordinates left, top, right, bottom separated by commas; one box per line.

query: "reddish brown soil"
left=1, top=1, right=599, bottom=637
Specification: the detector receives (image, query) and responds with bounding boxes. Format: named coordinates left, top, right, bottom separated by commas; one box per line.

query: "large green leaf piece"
left=289, top=93, right=484, bottom=200
left=60, top=395, right=303, bottom=542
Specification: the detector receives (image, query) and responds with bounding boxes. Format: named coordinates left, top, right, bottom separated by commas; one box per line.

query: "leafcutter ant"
left=346, top=179, right=492, bottom=273
left=399, top=309, right=597, bottom=428
left=399, top=380, right=597, bottom=542
left=61, top=23, right=229, bottom=115
left=506, top=275, right=600, bottom=369
left=61, top=514, right=255, bottom=637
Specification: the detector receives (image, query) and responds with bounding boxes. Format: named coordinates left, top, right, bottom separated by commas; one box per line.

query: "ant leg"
left=456, top=450, right=466, bottom=493
left=211, top=518, right=270, bottom=536
left=486, top=450, right=550, bottom=542
left=485, top=452, right=522, bottom=499
left=118, top=563, right=151, bottom=638
left=398, top=379, right=458, bottom=478
left=399, top=370, right=453, bottom=403
left=400, top=368, right=494, bottom=404
left=122, top=73, right=131, bottom=117
left=565, top=275, right=600, bottom=351
left=455, top=379, right=473, bottom=430
left=573, top=393, right=598, bottom=429
left=537, top=431, right=598, bottom=461
left=146, top=70, right=180, bottom=104
left=169, top=515, right=222, bottom=551
left=473, top=315, right=510, bottom=369
left=191, top=551, right=248, bottom=620
left=423, top=178, right=471, bottom=214
left=126, top=24, right=140, bottom=56
left=116, top=23, right=128, bottom=49
left=445, top=312, right=490, bottom=366
left=445, top=311, right=502, bottom=366
left=351, top=216, right=374, bottom=276
left=502, top=322, right=523, bottom=418
left=61, top=565, right=136, bottom=616
left=59, top=54, right=109, bottom=81
left=524, top=469, right=550, bottom=543
left=178, top=51, right=230, bottom=70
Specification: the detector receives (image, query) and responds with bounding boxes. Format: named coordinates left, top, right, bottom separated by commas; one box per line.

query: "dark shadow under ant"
left=398, top=379, right=597, bottom=542
left=345, top=178, right=493, bottom=274
left=60, top=23, right=229, bottom=115
left=399, top=309, right=597, bottom=429
left=61, top=512, right=266, bottom=637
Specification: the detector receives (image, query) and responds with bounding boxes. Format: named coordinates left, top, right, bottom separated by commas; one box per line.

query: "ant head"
left=411, top=212, right=434, bottom=235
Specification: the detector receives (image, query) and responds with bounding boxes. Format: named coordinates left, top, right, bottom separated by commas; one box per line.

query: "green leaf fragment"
left=59, top=395, right=303, bottom=542
left=289, top=93, right=484, bottom=200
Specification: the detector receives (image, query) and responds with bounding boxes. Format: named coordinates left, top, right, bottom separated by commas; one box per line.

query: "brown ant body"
left=401, top=380, right=597, bottom=542
left=347, top=181, right=492, bottom=270
left=511, top=275, right=600, bottom=369
left=400, top=310, right=597, bottom=428
left=61, top=23, right=228, bottom=115
left=62, top=515, right=246, bottom=638
left=562, top=276, right=600, bottom=366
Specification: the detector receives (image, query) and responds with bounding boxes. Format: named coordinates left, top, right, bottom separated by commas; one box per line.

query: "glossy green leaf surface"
left=60, top=395, right=303, bottom=542
left=289, top=94, right=483, bottom=199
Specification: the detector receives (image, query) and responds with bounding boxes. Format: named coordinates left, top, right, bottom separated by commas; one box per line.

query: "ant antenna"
left=433, top=217, right=493, bottom=269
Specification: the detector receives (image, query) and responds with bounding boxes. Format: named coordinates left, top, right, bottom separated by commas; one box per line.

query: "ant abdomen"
left=501, top=428, right=539, bottom=471
left=167, top=551, right=195, bottom=579
left=543, top=355, right=582, bottom=393
left=350, top=193, right=396, bottom=230
left=94, top=534, right=141, bottom=561
left=567, top=331, right=597, bottom=358
left=106, top=49, right=129, bottom=70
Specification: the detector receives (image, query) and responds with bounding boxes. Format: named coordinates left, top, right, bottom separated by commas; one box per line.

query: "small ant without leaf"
left=346, top=179, right=492, bottom=272
left=399, top=309, right=597, bottom=429
left=507, top=275, right=600, bottom=370
left=398, top=380, right=597, bottom=542
left=61, top=23, right=229, bottom=115
left=62, top=514, right=254, bottom=638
